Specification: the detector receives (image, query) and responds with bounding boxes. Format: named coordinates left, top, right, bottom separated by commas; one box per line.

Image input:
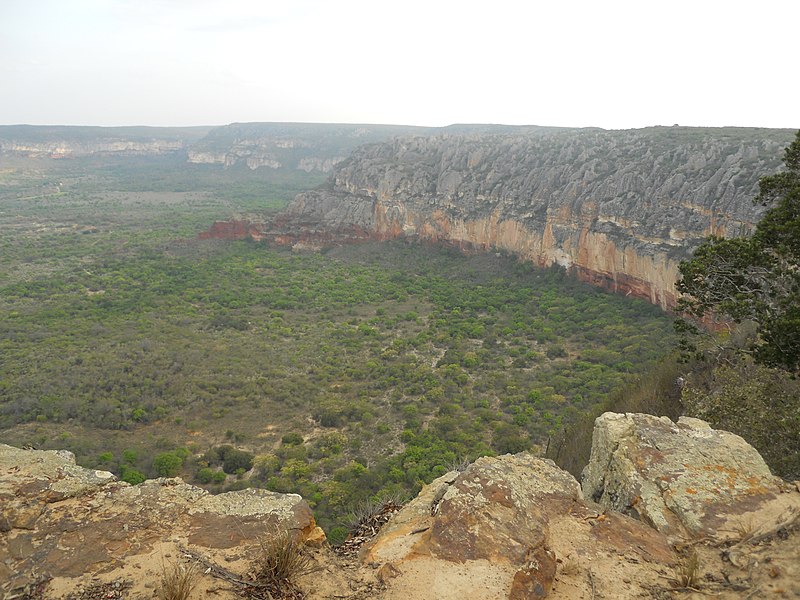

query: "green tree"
left=677, top=131, right=800, bottom=373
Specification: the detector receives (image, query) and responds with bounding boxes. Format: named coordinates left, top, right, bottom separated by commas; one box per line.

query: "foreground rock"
left=3, top=413, right=799, bottom=599
left=362, top=453, right=676, bottom=599
left=582, top=413, right=795, bottom=540
left=0, top=444, right=322, bottom=599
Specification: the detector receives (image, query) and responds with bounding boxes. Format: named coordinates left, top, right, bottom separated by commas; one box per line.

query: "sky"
left=1, top=0, right=797, bottom=130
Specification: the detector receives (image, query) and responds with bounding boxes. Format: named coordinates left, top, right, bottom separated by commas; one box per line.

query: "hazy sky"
left=2, top=0, right=797, bottom=129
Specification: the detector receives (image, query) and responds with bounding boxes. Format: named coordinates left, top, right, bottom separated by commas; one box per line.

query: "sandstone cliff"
left=269, top=127, right=795, bottom=308
left=3, top=415, right=798, bottom=599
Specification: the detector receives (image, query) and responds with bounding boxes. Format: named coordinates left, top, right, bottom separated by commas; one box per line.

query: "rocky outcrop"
left=271, top=127, right=795, bottom=308
left=581, top=413, right=796, bottom=539
left=360, top=414, right=800, bottom=599
left=362, top=454, right=676, bottom=599
left=0, top=444, right=322, bottom=599
left=199, top=219, right=266, bottom=241
left=3, top=415, right=799, bottom=599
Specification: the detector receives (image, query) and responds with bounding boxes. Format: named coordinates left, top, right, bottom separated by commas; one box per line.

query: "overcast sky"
left=1, top=0, right=797, bottom=129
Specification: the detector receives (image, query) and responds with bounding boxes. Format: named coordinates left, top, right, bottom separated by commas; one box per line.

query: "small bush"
left=281, top=432, right=304, bottom=446
left=195, top=467, right=216, bottom=484
left=222, top=449, right=254, bottom=474
left=121, top=466, right=146, bottom=485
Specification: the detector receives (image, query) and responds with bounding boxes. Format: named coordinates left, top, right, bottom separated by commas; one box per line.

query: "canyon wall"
left=279, top=127, right=795, bottom=308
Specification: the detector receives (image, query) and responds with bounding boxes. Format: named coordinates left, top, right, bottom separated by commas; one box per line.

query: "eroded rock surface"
left=3, top=414, right=799, bottom=599
left=0, top=444, right=322, bottom=598
left=362, top=453, right=676, bottom=599
left=582, top=413, right=795, bottom=539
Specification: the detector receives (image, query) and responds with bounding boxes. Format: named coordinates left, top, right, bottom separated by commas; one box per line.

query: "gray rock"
left=581, top=412, right=787, bottom=538
left=364, top=453, right=675, bottom=599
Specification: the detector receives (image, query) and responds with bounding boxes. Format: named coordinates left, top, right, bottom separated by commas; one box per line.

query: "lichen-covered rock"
left=363, top=453, right=676, bottom=599
left=0, top=444, right=321, bottom=599
left=581, top=413, right=792, bottom=538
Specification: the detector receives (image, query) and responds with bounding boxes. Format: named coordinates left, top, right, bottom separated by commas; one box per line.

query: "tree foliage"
left=677, top=131, right=800, bottom=372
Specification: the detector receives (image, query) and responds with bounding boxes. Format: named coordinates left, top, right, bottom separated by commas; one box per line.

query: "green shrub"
left=153, top=452, right=184, bottom=477
left=281, top=432, right=304, bottom=446
left=121, top=466, right=146, bottom=485
left=222, top=448, right=255, bottom=474
left=195, top=467, right=216, bottom=484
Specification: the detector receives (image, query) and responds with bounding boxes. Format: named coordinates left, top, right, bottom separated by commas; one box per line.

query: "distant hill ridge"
left=4, top=122, right=796, bottom=309
left=0, top=122, right=586, bottom=171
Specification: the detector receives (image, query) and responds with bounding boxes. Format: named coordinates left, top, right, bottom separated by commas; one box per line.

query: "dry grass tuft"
left=673, top=549, right=700, bottom=590
left=248, top=531, right=313, bottom=598
left=732, top=518, right=756, bottom=543
left=158, top=561, right=199, bottom=600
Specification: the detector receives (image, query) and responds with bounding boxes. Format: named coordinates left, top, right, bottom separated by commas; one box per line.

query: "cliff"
left=3, top=414, right=798, bottom=599
left=186, top=122, right=436, bottom=172
left=0, top=125, right=210, bottom=158
left=263, top=126, right=795, bottom=308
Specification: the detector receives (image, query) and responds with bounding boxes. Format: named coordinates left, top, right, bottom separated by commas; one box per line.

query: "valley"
left=0, top=149, right=675, bottom=538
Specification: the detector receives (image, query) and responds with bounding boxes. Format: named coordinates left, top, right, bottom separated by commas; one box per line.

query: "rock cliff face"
left=186, top=122, right=434, bottom=172
left=0, top=125, right=210, bottom=158
left=3, top=415, right=798, bottom=599
left=276, top=127, right=795, bottom=308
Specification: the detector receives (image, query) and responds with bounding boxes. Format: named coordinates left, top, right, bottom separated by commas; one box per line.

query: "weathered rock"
left=582, top=413, right=794, bottom=539
left=363, top=453, right=676, bottom=599
left=0, top=444, right=321, bottom=599
left=238, top=127, right=795, bottom=309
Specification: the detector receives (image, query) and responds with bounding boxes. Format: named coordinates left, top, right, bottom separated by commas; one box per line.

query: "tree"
left=676, top=131, right=800, bottom=372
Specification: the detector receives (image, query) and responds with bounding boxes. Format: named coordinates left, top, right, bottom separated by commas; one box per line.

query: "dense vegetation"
left=0, top=155, right=677, bottom=539
left=677, top=130, right=800, bottom=372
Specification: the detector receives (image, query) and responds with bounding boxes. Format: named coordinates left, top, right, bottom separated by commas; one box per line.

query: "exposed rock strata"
left=186, top=122, right=434, bottom=172
left=259, top=127, right=794, bottom=308
left=0, top=125, right=208, bottom=158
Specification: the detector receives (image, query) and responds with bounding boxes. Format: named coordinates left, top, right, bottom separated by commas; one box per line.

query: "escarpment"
left=0, top=125, right=210, bottom=158
left=263, top=127, right=794, bottom=309
left=186, top=122, right=434, bottom=172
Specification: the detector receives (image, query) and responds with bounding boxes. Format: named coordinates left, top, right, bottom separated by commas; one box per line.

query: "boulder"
left=363, top=453, right=675, bottom=599
left=581, top=413, right=792, bottom=539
